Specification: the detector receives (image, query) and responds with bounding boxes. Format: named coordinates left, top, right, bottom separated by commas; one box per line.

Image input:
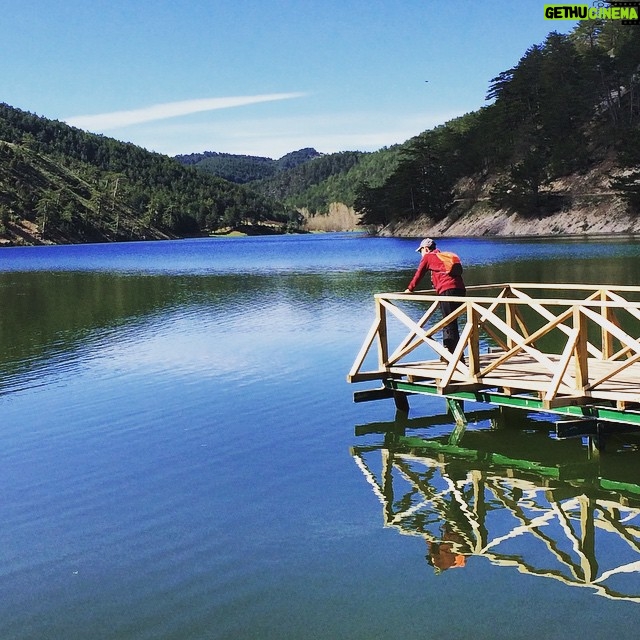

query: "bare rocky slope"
left=375, top=159, right=640, bottom=238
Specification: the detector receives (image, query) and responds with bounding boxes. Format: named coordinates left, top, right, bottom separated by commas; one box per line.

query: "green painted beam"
left=384, top=379, right=640, bottom=429
left=354, top=409, right=496, bottom=436
left=599, top=478, right=640, bottom=497
left=395, top=435, right=562, bottom=480
left=353, top=387, right=396, bottom=403
left=379, top=437, right=640, bottom=499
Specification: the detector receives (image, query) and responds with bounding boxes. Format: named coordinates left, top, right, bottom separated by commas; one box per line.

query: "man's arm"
left=405, top=254, right=431, bottom=292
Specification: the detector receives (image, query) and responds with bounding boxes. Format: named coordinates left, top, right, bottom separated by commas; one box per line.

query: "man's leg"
left=440, top=289, right=465, bottom=353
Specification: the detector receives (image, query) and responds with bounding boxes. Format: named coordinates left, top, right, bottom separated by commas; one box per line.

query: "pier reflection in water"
left=352, top=408, right=640, bottom=602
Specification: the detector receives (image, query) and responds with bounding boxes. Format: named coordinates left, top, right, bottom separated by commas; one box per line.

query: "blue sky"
left=0, top=0, right=577, bottom=159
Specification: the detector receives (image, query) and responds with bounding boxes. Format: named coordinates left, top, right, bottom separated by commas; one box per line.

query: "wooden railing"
left=348, top=283, right=640, bottom=408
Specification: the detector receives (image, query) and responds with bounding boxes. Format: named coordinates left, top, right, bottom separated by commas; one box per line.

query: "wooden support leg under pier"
left=446, top=397, right=468, bottom=445
left=393, top=390, right=410, bottom=413
left=446, top=397, right=467, bottom=427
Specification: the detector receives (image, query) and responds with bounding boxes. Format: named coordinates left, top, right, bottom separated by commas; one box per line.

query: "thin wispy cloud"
left=96, top=108, right=467, bottom=158
left=65, top=93, right=307, bottom=131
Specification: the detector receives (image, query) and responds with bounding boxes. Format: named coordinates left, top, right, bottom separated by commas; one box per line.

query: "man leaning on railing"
left=404, top=238, right=466, bottom=354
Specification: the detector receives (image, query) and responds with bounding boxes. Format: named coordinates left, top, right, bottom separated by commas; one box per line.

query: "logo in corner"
left=544, top=1, right=640, bottom=24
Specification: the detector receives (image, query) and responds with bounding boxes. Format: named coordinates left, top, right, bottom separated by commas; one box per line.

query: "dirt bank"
left=380, top=162, right=640, bottom=238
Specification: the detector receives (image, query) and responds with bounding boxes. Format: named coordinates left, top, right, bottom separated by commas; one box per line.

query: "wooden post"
left=393, top=391, right=410, bottom=413
left=573, top=305, right=589, bottom=392
left=447, top=397, right=467, bottom=428
left=471, top=469, right=487, bottom=551
left=381, top=448, right=394, bottom=525
left=505, top=301, right=516, bottom=350
left=468, top=304, right=480, bottom=379
left=601, top=290, right=614, bottom=360
left=448, top=419, right=467, bottom=445
left=375, top=298, right=389, bottom=371
left=579, top=495, right=597, bottom=583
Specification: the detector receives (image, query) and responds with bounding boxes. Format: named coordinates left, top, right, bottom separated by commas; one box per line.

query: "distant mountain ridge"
left=174, top=147, right=322, bottom=183
left=175, top=146, right=399, bottom=218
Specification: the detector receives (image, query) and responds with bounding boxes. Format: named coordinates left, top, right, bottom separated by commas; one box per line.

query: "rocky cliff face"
left=379, top=158, right=640, bottom=238
left=381, top=197, right=638, bottom=238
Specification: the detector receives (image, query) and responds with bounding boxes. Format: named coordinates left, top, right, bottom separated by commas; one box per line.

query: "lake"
left=1, top=232, right=640, bottom=639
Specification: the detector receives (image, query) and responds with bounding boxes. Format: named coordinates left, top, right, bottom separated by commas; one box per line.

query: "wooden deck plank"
left=387, top=351, right=640, bottom=404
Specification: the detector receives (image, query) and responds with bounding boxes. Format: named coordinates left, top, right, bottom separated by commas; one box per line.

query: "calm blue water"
left=1, top=233, right=640, bottom=639
left=1, top=232, right=638, bottom=275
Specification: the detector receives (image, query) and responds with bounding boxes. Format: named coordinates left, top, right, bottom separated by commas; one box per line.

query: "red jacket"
left=407, top=249, right=465, bottom=294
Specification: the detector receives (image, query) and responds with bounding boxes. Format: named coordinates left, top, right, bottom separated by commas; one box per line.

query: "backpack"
left=437, top=251, right=463, bottom=276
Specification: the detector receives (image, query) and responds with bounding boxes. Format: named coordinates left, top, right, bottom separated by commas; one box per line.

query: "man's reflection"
left=427, top=523, right=468, bottom=573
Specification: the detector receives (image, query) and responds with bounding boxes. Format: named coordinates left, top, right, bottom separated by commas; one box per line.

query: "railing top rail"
left=375, top=283, right=640, bottom=309
left=465, top=282, right=640, bottom=293
left=377, top=282, right=640, bottom=294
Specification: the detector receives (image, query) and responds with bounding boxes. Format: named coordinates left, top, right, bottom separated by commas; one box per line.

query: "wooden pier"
left=348, top=283, right=640, bottom=443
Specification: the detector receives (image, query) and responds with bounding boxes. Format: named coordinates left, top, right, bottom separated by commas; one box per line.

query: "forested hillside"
left=175, top=147, right=321, bottom=183
left=253, top=151, right=366, bottom=202
left=174, top=20, right=640, bottom=235
left=2, top=18, right=639, bottom=246
left=354, top=21, right=640, bottom=232
left=179, top=145, right=404, bottom=217
left=0, top=104, right=301, bottom=245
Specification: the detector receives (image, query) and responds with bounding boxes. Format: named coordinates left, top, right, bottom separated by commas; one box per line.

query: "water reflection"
left=0, top=269, right=373, bottom=395
left=352, top=409, right=640, bottom=601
